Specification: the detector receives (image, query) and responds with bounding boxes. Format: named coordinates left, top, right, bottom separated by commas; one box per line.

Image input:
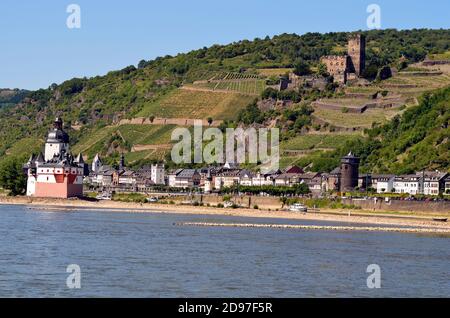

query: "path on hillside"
left=118, top=117, right=223, bottom=127
left=131, top=144, right=172, bottom=152
left=181, top=84, right=259, bottom=96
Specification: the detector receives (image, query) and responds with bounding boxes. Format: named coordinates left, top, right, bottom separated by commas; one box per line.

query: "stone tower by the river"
left=340, top=152, right=360, bottom=192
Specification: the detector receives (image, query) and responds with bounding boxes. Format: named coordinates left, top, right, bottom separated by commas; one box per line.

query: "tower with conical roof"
left=340, top=152, right=360, bottom=192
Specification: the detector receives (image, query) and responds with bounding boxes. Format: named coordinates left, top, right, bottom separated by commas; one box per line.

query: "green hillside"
left=136, top=88, right=255, bottom=119
left=0, top=29, right=449, bottom=172
left=71, top=124, right=176, bottom=160
left=298, top=86, right=450, bottom=174
left=0, top=89, right=29, bottom=109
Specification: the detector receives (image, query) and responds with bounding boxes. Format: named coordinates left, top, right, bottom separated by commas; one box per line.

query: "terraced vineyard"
left=187, top=71, right=267, bottom=95
left=125, top=148, right=168, bottom=164
left=281, top=133, right=363, bottom=151
left=4, top=137, right=43, bottom=157
left=137, top=88, right=255, bottom=120
left=256, top=68, right=293, bottom=77
left=210, top=72, right=260, bottom=81
left=313, top=108, right=399, bottom=129
left=72, top=124, right=177, bottom=160
left=428, top=50, right=450, bottom=60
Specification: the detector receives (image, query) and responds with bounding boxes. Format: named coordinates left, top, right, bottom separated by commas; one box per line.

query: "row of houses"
left=166, top=164, right=326, bottom=194
left=368, top=172, right=449, bottom=196
left=86, top=153, right=449, bottom=196
left=87, top=154, right=165, bottom=192
left=166, top=165, right=450, bottom=196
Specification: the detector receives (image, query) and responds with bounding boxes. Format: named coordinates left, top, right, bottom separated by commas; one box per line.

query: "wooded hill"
left=0, top=28, right=449, bottom=173
left=299, top=86, right=450, bottom=174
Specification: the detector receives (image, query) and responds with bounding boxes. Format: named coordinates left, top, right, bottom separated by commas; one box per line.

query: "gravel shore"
left=1, top=196, right=449, bottom=233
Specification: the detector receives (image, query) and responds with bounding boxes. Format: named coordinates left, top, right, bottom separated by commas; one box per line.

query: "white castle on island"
left=24, top=118, right=86, bottom=198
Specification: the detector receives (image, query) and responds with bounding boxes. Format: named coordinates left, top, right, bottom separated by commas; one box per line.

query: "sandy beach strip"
left=1, top=196, right=449, bottom=232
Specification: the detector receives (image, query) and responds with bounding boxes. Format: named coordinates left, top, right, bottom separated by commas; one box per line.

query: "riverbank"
left=1, top=196, right=449, bottom=233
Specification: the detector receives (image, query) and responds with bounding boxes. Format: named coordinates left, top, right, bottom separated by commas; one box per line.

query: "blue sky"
left=1, top=0, right=449, bottom=90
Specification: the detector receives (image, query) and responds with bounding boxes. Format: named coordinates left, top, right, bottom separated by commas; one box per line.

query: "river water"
left=0, top=204, right=448, bottom=297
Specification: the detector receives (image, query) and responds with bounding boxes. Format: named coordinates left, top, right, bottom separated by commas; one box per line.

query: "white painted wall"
left=44, top=142, right=68, bottom=161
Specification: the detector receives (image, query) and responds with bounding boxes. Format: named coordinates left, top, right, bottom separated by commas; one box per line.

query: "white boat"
left=289, top=203, right=307, bottom=212
left=147, top=196, right=158, bottom=203
left=96, top=192, right=112, bottom=200
left=223, top=201, right=234, bottom=208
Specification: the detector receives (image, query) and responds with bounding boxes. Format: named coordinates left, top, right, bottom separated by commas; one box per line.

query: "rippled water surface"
left=0, top=204, right=448, bottom=297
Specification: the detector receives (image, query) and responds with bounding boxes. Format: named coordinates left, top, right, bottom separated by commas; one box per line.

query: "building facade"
left=394, top=175, right=422, bottom=195
left=24, top=118, right=85, bottom=198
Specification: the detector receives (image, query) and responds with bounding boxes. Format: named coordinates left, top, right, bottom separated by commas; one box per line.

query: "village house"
left=168, top=169, right=201, bottom=188
left=118, top=170, right=137, bottom=188
left=214, top=169, right=243, bottom=189
left=135, top=166, right=154, bottom=191
left=87, top=152, right=165, bottom=192
left=357, top=174, right=372, bottom=190
left=322, top=167, right=341, bottom=192
left=299, top=172, right=322, bottom=191
left=445, top=176, right=450, bottom=195
left=393, top=174, right=422, bottom=195
left=271, top=165, right=304, bottom=187
left=422, top=171, right=448, bottom=196
left=371, top=174, right=396, bottom=193
left=274, top=173, right=302, bottom=186
left=251, top=171, right=278, bottom=187
left=239, top=170, right=255, bottom=186
left=284, top=165, right=304, bottom=174
left=93, top=167, right=114, bottom=187
left=198, top=167, right=219, bottom=188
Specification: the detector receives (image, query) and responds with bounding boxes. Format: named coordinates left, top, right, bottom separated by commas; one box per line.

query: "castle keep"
left=321, top=34, right=366, bottom=84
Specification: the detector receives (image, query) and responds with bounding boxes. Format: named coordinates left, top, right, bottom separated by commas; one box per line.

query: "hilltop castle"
left=321, top=34, right=366, bottom=84
left=24, top=118, right=86, bottom=198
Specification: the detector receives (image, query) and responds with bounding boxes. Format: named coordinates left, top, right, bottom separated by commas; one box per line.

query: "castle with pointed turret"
left=24, top=118, right=87, bottom=198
